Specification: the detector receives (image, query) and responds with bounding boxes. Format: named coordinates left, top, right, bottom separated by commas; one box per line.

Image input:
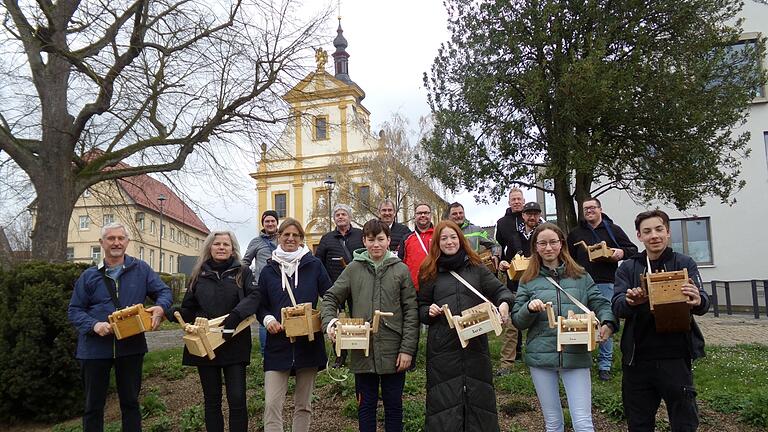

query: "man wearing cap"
left=447, top=202, right=501, bottom=266
left=567, top=196, right=638, bottom=381
left=378, top=198, right=412, bottom=252
left=243, top=210, right=280, bottom=354
left=315, top=204, right=364, bottom=283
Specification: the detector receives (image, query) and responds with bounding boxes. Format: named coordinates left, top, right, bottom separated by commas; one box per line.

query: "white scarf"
left=272, top=245, right=310, bottom=305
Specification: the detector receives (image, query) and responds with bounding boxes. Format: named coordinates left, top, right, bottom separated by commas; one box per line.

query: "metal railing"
left=709, top=279, right=768, bottom=319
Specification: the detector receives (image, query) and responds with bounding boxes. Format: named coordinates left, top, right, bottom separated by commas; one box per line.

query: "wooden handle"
left=545, top=302, right=557, bottom=329
left=174, top=311, right=187, bottom=327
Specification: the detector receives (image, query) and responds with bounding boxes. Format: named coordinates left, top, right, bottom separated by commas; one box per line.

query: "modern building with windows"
left=64, top=167, right=210, bottom=273
left=250, top=22, right=446, bottom=246
left=596, top=1, right=768, bottom=305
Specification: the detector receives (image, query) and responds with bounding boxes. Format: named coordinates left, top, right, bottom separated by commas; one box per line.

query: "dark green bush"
left=159, top=273, right=187, bottom=304
left=0, top=261, right=89, bottom=423
left=740, top=388, right=768, bottom=427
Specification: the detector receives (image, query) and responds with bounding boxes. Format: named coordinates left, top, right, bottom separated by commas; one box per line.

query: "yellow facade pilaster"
left=339, top=103, right=348, bottom=156
left=257, top=182, right=268, bottom=219
left=294, top=111, right=303, bottom=157
left=293, top=175, right=304, bottom=225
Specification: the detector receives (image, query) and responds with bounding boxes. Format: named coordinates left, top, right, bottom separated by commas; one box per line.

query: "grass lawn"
left=50, top=333, right=768, bottom=432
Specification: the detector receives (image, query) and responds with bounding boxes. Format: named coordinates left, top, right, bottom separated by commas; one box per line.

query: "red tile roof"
left=81, top=150, right=209, bottom=234
left=117, top=175, right=210, bottom=235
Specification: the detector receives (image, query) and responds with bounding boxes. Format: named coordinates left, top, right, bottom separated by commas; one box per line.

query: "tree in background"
left=423, top=0, right=766, bottom=228
left=0, top=0, right=328, bottom=260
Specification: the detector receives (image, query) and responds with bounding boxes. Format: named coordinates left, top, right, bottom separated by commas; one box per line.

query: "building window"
left=160, top=252, right=165, bottom=272
left=764, top=132, right=768, bottom=175
left=103, top=214, right=115, bottom=226
left=171, top=227, right=176, bottom=242
left=79, top=216, right=90, bottom=230
left=91, top=246, right=101, bottom=263
left=66, top=247, right=74, bottom=261
left=196, top=238, right=201, bottom=250
left=358, top=185, right=370, bottom=206
left=275, top=193, right=287, bottom=218
left=314, top=115, right=329, bottom=140
left=150, top=220, right=156, bottom=235
left=161, top=224, right=165, bottom=239
left=169, top=255, right=174, bottom=273
left=149, top=249, right=155, bottom=269
left=669, top=217, right=713, bottom=265
left=136, top=212, right=145, bottom=230
left=139, top=247, right=145, bottom=261
left=727, top=37, right=765, bottom=99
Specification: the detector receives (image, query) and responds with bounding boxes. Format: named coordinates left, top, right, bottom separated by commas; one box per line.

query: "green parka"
left=321, top=249, right=419, bottom=374
left=512, top=264, right=618, bottom=369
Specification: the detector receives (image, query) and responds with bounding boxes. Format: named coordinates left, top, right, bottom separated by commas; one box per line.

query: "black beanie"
left=261, top=210, right=279, bottom=225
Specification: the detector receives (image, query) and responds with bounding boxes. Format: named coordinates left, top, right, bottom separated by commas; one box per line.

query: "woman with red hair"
left=417, top=220, right=513, bottom=431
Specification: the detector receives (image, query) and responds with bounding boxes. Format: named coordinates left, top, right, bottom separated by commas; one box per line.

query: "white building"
left=598, top=0, right=768, bottom=309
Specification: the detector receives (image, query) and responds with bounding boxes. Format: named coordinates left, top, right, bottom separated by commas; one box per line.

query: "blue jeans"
left=596, top=283, right=614, bottom=371
left=530, top=367, right=595, bottom=432
left=259, top=323, right=267, bottom=355
left=355, top=372, right=406, bottom=432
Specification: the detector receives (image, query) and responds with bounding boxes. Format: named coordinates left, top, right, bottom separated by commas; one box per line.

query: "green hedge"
left=0, top=261, right=89, bottom=423
left=159, top=273, right=187, bottom=304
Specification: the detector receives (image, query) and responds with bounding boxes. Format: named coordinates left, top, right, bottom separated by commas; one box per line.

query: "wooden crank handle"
left=174, top=311, right=187, bottom=327
left=375, top=310, right=394, bottom=317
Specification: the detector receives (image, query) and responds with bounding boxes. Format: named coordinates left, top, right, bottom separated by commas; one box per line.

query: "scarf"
left=438, top=249, right=467, bottom=271
left=272, top=245, right=310, bottom=304
left=207, top=257, right=234, bottom=273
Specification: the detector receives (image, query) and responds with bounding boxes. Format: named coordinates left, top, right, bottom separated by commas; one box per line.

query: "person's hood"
left=505, top=207, right=522, bottom=218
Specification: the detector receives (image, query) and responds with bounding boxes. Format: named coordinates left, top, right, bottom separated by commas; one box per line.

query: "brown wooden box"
left=282, top=303, right=322, bottom=342
left=643, top=268, right=690, bottom=333
left=506, top=254, right=529, bottom=281
left=109, top=304, right=152, bottom=340
left=574, top=241, right=614, bottom=262
left=176, top=312, right=256, bottom=360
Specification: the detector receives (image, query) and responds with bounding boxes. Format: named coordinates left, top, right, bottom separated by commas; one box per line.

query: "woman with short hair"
left=174, top=230, right=260, bottom=432
left=512, top=223, right=617, bottom=432
left=257, top=218, right=331, bottom=432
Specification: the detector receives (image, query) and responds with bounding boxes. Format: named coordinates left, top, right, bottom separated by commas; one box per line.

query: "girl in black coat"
left=175, top=230, right=260, bottom=432
left=418, top=220, right=513, bottom=432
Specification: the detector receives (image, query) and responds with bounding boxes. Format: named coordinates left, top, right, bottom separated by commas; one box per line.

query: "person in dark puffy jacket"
left=417, top=220, right=513, bottom=432
left=68, top=223, right=172, bottom=432
left=513, top=223, right=616, bottom=432
left=257, top=218, right=331, bottom=432
left=172, top=230, right=260, bottom=432
left=613, top=210, right=709, bottom=432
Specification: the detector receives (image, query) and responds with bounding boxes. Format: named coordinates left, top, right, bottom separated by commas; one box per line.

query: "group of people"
left=68, top=189, right=710, bottom=432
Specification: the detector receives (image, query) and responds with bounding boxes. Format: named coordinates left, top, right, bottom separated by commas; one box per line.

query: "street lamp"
left=323, top=175, right=336, bottom=230
left=157, top=194, right=167, bottom=272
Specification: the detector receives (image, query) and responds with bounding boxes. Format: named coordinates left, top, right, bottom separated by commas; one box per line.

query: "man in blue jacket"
left=68, top=223, right=172, bottom=432
left=612, top=210, right=709, bottom=431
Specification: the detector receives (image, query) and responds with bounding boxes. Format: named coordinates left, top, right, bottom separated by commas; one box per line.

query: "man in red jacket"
left=398, top=203, right=434, bottom=290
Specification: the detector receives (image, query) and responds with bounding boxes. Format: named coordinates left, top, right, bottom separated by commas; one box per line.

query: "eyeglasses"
left=583, top=205, right=600, bottom=211
left=416, top=211, right=431, bottom=215
left=535, top=239, right=562, bottom=248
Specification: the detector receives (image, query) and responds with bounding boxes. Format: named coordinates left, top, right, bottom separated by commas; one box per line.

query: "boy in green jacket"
left=321, top=219, right=420, bottom=432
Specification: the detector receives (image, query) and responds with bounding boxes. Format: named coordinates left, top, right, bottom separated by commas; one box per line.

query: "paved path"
left=146, top=314, right=765, bottom=352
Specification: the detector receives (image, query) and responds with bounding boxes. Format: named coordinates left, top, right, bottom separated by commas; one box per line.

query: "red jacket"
left=398, top=226, right=434, bottom=291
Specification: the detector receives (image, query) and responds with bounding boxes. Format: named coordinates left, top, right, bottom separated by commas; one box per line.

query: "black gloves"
left=221, top=310, right=241, bottom=340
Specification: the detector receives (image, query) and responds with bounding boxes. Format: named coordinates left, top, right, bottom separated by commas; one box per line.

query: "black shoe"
left=495, top=367, right=511, bottom=377
left=598, top=370, right=611, bottom=381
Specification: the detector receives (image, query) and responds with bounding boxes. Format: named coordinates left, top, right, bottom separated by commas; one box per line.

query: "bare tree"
left=0, top=0, right=330, bottom=260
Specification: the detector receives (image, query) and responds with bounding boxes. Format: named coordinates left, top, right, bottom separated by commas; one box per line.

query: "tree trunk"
left=553, top=174, right=578, bottom=231
left=573, top=171, right=594, bottom=217
left=30, top=170, right=77, bottom=261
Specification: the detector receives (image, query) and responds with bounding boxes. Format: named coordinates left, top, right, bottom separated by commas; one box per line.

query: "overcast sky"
left=203, top=0, right=538, bottom=250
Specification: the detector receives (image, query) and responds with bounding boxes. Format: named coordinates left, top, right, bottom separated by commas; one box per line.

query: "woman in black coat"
left=257, top=218, right=331, bottom=432
left=174, top=230, right=260, bottom=432
left=418, top=220, right=513, bottom=432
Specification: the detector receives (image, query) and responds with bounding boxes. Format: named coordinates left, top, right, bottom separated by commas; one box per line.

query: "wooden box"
left=443, top=302, right=502, bottom=348
left=109, top=304, right=152, bottom=340
left=574, top=241, right=614, bottom=262
left=335, top=310, right=392, bottom=357
left=479, top=250, right=497, bottom=274
left=506, top=254, right=529, bottom=281
left=643, top=268, right=690, bottom=333
left=545, top=304, right=598, bottom=352
left=281, top=303, right=322, bottom=342
left=175, top=312, right=256, bottom=360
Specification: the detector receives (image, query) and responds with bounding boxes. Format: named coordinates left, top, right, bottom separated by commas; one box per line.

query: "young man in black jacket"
left=567, top=197, right=637, bottom=380
left=612, top=210, right=710, bottom=432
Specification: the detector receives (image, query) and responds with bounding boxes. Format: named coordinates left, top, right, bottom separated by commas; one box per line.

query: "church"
left=250, top=21, right=446, bottom=246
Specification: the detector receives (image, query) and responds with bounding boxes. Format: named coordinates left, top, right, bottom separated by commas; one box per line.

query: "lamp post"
left=323, top=175, right=336, bottom=230
left=157, top=194, right=167, bottom=272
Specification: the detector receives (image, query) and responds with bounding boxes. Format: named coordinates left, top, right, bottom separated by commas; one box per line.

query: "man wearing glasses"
left=567, top=197, right=637, bottom=381
left=399, top=203, right=434, bottom=291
